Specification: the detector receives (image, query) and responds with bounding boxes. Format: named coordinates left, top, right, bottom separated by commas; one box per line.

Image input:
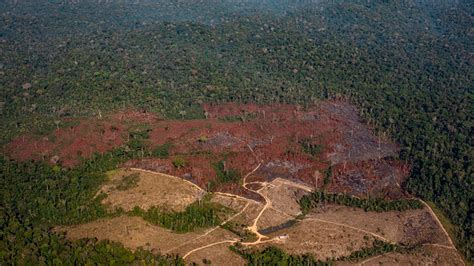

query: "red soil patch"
left=6, top=120, right=125, bottom=167
left=5, top=109, right=159, bottom=167
left=4, top=101, right=410, bottom=199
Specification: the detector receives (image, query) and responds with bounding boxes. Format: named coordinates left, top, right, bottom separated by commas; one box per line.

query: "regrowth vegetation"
left=299, top=191, right=424, bottom=214
left=210, top=160, right=242, bottom=190
left=129, top=197, right=228, bottom=232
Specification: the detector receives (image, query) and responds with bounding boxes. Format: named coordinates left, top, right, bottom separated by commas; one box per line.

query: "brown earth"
left=262, top=178, right=311, bottom=217
left=262, top=219, right=377, bottom=259
left=336, top=245, right=464, bottom=265
left=55, top=216, right=201, bottom=254
left=171, top=227, right=239, bottom=256
left=184, top=241, right=246, bottom=266
left=256, top=208, right=293, bottom=230
left=98, top=168, right=205, bottom=212
left=307, top=204, right=451, bottom=246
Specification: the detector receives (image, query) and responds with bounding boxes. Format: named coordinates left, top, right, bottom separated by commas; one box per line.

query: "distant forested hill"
left=0, top=0, right=472, bottom=261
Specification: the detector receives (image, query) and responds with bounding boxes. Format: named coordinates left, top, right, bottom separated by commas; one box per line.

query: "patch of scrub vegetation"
left=337, top=240, right=418, bottom=262
left=128, top=124, right=152, bottom=141
left=209, top=160, right=242, bottom=190
left=172, top=156, right=187, bottom=169
left=322, top=166, right=332, bottom=188
left=221, top=221, right=258, bottom=242
left=299, top=137, right=324, bottom=158
left=299, top=191, right=423, bottom=214
left=129, top=196, right=231, bottom=232
left=218, top=113, right=258, bottom=123
left=115, top=173, right=140, bottom=191
left=230, top=245, right=326, bottom=265
left=152, top=142, right=173, bottom=158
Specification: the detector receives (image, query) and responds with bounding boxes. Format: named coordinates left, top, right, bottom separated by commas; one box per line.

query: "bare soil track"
left=6, top=101, right=463, bottom=264
left=59, top=154, right=462, bottom=264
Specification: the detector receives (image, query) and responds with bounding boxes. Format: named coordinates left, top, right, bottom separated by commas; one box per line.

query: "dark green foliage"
left=221, top=221, right=258, bottom=242
left=231, top=245, right=329, bottom=266
left=209, top=160, right=242, bottom=190
left=172, top=156, right=187, bottom=169
left=299, top=138, right=324, bottom=157
left=1, top=156, right=112, bottom=227
left=129, top=199, right=225, bottom=233
left=58, top=120, right=81, bottom=129
left=0, top=215, right=183, bottom=265
left=129, top=128, right=151, bottom=141
left=299, top=191, right=423, bottom=214
left=152, top=142, right=173, bottom=158
left=323, top=166, right=332, bottom=187
left=126, top=125, right=152, bottom=156
left=213, top=160, right=241, bottom=183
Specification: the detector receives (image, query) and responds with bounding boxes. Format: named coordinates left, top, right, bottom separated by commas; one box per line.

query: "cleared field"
left=185, top=242, right=246, bottom=266
left=171, top=227, right=239, bottom=255
left=262, top=178, right=310, bottom=216
left=308, top=204, right=451, bottom=246
left=229, top=201, right=265, bottom=226
left=263, top=218, right=375, bottom=259
left=256, top=207, right=293, bottom=230
left=335, top=245, right=464, bottom=266
left=210, top=193, right=249, bottom=213
left=55, top=216, right=201, bottom=253
left=98, top=168, right=205, bottom=212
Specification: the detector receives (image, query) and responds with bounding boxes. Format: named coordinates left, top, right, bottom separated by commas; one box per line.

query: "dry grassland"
left=98, top=168, right=205, bottom=212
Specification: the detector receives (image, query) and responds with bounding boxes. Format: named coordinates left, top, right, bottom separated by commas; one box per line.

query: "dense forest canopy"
left=0, top=0, right=472, bottom=263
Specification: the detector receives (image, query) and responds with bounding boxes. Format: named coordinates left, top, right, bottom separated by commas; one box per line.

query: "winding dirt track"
left=130, top=168, right=205, bottom=193
left=182, top=240, right=238, bottom=259
left=180, top=142, right=286, bottom=259
left=130, top=142, right=462, bottom=264
left=181, top=160, right=281, bottom=259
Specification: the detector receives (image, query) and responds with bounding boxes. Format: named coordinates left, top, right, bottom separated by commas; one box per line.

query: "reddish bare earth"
left=5, top=101, right=411, bottom=200
left=4, top=110, right=158, bottom=167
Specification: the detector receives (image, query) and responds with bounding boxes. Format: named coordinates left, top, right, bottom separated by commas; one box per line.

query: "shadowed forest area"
left=0, top=0, right=472, bottom=264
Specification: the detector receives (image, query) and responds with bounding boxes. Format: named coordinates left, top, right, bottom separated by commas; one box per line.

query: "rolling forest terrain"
left=0, top=0, right=472, bottom=264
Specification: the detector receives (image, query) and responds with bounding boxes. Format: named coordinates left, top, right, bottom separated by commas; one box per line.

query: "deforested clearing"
left=98, top=168, right=206, bottom=212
